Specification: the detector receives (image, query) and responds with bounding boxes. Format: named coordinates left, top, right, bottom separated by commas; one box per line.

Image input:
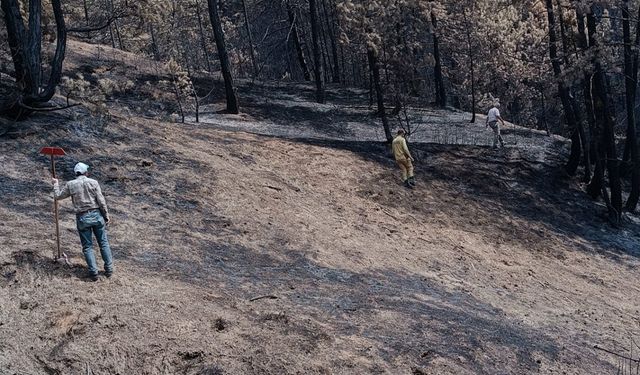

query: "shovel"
left=40, top=147, right=70, bottom=265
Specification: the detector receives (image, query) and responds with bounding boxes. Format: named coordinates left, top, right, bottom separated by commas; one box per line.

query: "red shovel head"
left=40, top=147, right=66, bottom=156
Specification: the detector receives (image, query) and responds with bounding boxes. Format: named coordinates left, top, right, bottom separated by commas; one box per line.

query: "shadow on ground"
left=289, top=138, right=640, bottom=261
left=127, top=235, right=569, bottom=374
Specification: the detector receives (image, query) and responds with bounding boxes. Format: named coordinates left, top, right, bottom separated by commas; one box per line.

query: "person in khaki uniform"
left=392, top=129, right=415, bottom=188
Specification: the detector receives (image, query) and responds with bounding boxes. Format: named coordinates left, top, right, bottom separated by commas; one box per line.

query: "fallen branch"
left=594, top=345, right=640, bottom=363
left=18, top=102, right=80, bottom=112
left=249, top=295, right=278, bottom=302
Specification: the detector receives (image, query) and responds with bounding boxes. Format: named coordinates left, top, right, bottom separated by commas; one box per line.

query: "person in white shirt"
left=486, top=103, right=505, bottom=149
left=53, top=162, right=113, bottom=281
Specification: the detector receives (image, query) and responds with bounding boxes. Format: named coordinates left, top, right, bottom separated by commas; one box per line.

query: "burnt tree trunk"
left=544, top=0, right=582, bottom=177
left=623, top=0, right=640, bottom=211
left=577, top=10, right=595, bottom=183
left=82, top=0, right=91, bottom=38
left=463, top=8, right=475, bottom=123
left=431, top=8, right=446, bottom=108
left=107, top=0, right=123, bottom=50
left=206, top=0, right=239, bottom=113
left=321, top=0, right=340, bottom=83
left=318, top=11, right=332, bottom=83
left=557, top=0, right=587, bottom=178
left=286, top=0, right=311, bottom=81
left=367, top=45, right=392, bottom=143
left=587, top=9, right=622, bottom=223
left=149, top=23, right=161, bottom=61
left=309, top=0, right=325, bottom=103
left=195, top=0, right=212, bottom=72
left=240, top=0, right=258, bottom=77
left=1, top=0, right=67, bottom=118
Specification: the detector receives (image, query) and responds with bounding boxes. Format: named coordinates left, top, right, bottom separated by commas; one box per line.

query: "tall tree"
left=206, top=0, right=239, bottom=113
left=586, top=8, right=622, bottom=223
left=195, top=0, right=213, bottom=72
left=309, top=0, right=325, bottom=103
left=622, top=0, right=640, bottom=212
left=544, top=0, right=583, bottom=177
left=430, top=5, right=446, bottom=108
left=367, top=44, right=392, bottom=142
left=286, top=0, right=311, bottom=81
left=240, top=0, right=258, bottom=77
left=1, top=0, right=67, bottom=118
left=321, top=0, right=340, bottom=83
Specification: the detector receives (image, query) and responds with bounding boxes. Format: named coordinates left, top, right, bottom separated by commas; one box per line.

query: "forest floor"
left=1, top=41, right=640, bottom=375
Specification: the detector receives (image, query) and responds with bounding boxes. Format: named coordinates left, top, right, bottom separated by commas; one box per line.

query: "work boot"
left=105, top=270, right=113, bottom=278
left=88, top=273, right=99, bottom=282
left=404, top=179, right=413, bottom=189
left=408, top=176, right=416, bottom=187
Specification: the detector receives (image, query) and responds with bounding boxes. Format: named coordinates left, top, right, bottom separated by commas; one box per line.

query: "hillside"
left=1, top=41, right=640, bottom=374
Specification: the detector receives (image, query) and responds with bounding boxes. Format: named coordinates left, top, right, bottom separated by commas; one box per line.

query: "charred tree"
left=462, top=8, right=476, bottom=122
left=431, top=8, right=446, bottom=108
left=1, top=0, right=67, bottom=118
left=286, top=0, right=311, bottom=81
left=576, top=10, right=595, bottom=184
left=586, top=9, right=622, bottom=223
left=367, top=45, right=392, bottom=143
left=321, top=0, right=340, bottom=83
left=623, top=0, right=640, bottom=212
left=544, top=0, right=582, bottom=177
left=206, top=0, right=239, bottom=113
left=309, top=0, right=325, bottom=103
left=195, top=0, right=213, bottom=72
left=240, top=0, right=258, bottom=77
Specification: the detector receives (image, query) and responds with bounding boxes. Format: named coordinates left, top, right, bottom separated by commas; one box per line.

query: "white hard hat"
left=74, top=162, right=89, bottom=174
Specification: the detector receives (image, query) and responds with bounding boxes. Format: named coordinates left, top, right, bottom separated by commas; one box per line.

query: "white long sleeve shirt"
left=54, top=175, right=109, bottom=218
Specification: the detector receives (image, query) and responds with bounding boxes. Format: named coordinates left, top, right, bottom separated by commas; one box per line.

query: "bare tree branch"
left=67, top=13, right=129, bottom=33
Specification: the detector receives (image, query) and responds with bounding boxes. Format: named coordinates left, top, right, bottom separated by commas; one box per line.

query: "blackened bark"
left=149, top=23, right=161, bottom=61
left=587, top=9, right=622, bottom=223
left=557, top=0, right=587, bottom=177
left=544, top=0, right=582, bottom=176
left=431, top=9, right=446, bottom=108
left=367, top=46, right=392, bottom=143
left=577, top=10, right=595, bottom=183
left=206, top=0, right=239, bottom=113
left=195, top=0, right=212, bottom=72
left=318, top=11, right=332, bottom=83
left=240, top=0, right=258, bottom=77
left=286, top=0, right=311, bottom=81
left=623, top=1, right=640, bottom=211
left=309, top=0, right=325, bottom=103
left=108, top=0, right=123, bottom=50
left=1, top=0, right=67, bottom=116
left=463, top=8, right=475, bottom=123
left=321, top=0, right=340, bottom=83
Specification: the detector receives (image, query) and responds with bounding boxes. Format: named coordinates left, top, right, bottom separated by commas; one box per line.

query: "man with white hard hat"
left=52, top=162, right=113, bottom=281
left=486, top=102, right=506, bottom=149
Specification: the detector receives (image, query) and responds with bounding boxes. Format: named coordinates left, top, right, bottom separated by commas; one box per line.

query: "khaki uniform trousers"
left=396, top=158, right=414, bottom=181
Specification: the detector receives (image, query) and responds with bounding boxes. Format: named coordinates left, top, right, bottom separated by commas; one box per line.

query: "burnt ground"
left=1, top=41, right=640, bottom=374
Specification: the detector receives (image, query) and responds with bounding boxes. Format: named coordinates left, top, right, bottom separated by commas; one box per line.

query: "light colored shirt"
left=54, top=175, right=109, bottom=218
left=487, top=107, right=501, bottom=123
left=392, top=135, right=412, bottom=161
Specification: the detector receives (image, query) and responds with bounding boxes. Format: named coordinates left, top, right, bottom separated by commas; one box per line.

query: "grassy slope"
left=1, top=41, right=639, bottom=374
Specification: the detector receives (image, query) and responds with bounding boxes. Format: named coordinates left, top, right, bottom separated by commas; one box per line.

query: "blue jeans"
left=76, top=211, right=113, bottom=275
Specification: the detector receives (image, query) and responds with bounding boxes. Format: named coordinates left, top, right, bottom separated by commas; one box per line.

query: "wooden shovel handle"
left=50, top=155, right=61, bottom=259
